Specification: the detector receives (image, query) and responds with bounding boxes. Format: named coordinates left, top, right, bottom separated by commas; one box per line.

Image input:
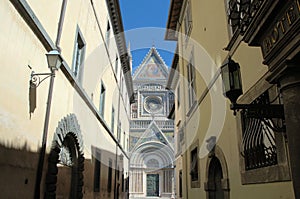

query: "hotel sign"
left=261, top=0, right=300, bottom=57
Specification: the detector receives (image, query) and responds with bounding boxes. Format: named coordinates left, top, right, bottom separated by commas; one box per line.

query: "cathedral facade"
left=129, top=47, right=175, bottom=198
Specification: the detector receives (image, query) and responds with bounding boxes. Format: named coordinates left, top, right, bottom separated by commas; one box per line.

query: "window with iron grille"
left=241, top=91, right=279, bottom=170
left=226, top=0, right=264, bottom=34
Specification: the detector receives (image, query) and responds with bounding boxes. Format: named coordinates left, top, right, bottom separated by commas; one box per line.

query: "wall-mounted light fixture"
left=220, top=57, right=285, bottom=119
left=29, top=50, right=62, bottom=115
left=46, top=49, right=62, bottom=71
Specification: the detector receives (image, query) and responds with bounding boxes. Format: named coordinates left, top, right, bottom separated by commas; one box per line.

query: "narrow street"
left=0, top=0, right=299, bottom=199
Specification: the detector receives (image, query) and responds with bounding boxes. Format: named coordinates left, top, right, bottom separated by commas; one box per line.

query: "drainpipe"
left=179, top=22, right=189, bottom=199
left=34, top=1, right=67, bottom=198
left=55, top=0, right=68, bottom=51
left=34, top=69, right=56, bottom=199
left=114, top=60, right=123, bottom=199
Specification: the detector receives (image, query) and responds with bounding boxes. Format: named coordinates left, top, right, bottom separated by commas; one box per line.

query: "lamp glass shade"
left=221, top=58, right=243, bottom=104
left=221, top=65, right=230, bottom=93
left=46, top=50, right=62, bottom=70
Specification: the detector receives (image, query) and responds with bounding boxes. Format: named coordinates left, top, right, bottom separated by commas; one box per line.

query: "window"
left=93, top=152, right=101, bottom=192
left=131, top=102, right=138, bottom=119
left=177, top=85, right=180, bottom=108
left=106, top=21, right=111, bottom=47
left=241, top=91, right=278, bottom=170
left=226, top=0, right=255, bottom=35
left=108, top=159, right=112, bottom=192
left=111, top=107, right=115, bottom=134
left=179, top=170, right=183, bottom=198
left=117, top=166, right=120, bottom=180
left=177, top=129, right=184, bottom=156
left=190, top=147, right=198, bottom=182
left=115, top=55, right=119, bottom=75
left=117, top=122, right=121, bottom=142
left=238, top=85, right=290, bottom=184
left=99, top=82, right=106, bottom=117
left=127, top=138, right=129, bottom=151
left=123, top=132, right=125, bottom=147
left=187, top=52, right=196, bottom=109
left=72, top=28, right=86, bottom=83
left=226, top=0, right=240, bottom=34
left=184, top=0, right=192, bottom=41
left=121, top=170, right=124, bottom=192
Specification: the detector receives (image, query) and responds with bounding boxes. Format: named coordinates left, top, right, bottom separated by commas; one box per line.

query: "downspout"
left=179, top=23, right=189, bottom=199
left=34, top=69, right=57, bottom=199
left=55, top=0, right=68, bottom=51
left=34, top=1, right=67, bottom=198
left=114, top=62, right=123, bottom=199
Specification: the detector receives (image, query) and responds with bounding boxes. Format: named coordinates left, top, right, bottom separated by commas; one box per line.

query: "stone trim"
left=44, top=114, right=85, bottom=199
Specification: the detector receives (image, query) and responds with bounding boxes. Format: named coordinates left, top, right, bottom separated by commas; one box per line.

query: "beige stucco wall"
left=0, top=0, right=130, bottom=198
left=173, top=0, right=294, bottom=198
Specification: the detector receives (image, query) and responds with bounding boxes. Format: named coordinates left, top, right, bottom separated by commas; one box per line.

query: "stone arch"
left=44, top=114, right=84, bottom=199
left=130, top=141, right=174, bottom=169
left=205, top=145, right=230, bottom=199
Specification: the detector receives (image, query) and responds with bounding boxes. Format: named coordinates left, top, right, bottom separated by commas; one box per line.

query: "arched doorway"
left=129, top=141, right=174, bottom=198
left=44, top=114, right=84, bottom=199
left=207, top=157, right=224, bottom=199
left=205, top=146, right=230, bottom=199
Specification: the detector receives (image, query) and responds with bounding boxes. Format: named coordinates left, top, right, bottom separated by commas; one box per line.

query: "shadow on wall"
left=0, top=144, right=129, bottom=199
left=0, top=143, right=39, bottom=198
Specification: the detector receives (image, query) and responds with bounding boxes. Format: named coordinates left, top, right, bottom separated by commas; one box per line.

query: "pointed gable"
left=133, top=47, right=169, bottom=81
left=131, top=121, right=174, bottom=152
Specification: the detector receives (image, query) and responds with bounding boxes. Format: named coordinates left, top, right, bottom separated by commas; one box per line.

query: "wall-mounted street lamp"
left=29, top=50, right=62, bottom=115
left=46, top=49, right=62, bottom=71
left=33, top=49, right=62, bottom=198
left=220, top=57, right=285, bottom=119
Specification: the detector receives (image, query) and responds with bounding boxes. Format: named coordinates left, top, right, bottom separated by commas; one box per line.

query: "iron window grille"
left=241, top=91, right=283, bottom=170
left=227, top=0, right=265, bottom=33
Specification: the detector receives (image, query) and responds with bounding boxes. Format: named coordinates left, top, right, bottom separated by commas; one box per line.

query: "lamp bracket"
left=230, top=103, right=285, bottom=119
left=30, top=71, right=54, bottom=88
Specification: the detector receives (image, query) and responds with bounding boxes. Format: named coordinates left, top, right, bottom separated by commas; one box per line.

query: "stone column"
left=279, top=70, right=300, bottom=198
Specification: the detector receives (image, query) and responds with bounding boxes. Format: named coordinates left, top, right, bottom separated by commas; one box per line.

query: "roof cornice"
left=166, top=45, right=179, bottom=90
left=106, top=0, right=134, bottom=103
left=165, top=0, right=184, bottom=40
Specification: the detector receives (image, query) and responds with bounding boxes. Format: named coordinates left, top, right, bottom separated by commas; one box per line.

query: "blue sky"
left=119, top=0, right=176, bottom=73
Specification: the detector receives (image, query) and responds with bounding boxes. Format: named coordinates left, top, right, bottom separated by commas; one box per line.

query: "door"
left=208, top=157, right=224, bottom=199
left=147, top=174, right=159, bottom=196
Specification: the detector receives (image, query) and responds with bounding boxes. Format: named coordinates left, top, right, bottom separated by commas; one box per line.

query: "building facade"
left=166, top=0, right=299, bottom=198
left=129, top=47, right=175, bottom=198
left=0, top=0, right=133, bottom=198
